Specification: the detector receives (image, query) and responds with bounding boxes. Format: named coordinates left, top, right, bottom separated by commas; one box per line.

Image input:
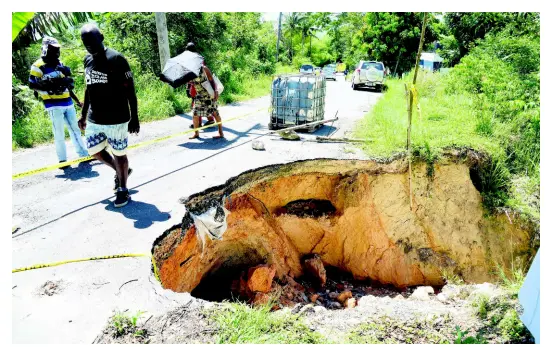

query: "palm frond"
left=12, top=12, right=35, bottom=41
left=13, top=12, right=94, bottom=46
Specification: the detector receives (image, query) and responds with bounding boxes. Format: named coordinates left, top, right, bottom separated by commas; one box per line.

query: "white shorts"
left=85, top=121, right=129, bottom=156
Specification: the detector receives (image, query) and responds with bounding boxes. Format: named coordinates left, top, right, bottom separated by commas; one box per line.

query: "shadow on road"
left=102, top=190, right=171, bottom=229
left=178, top=123, right=263, bottom=150
left=54, top=162, right=100, bottom=181
left=176, top=113, right=219, bottom=133
left=14, top=124, right=265, bottom=238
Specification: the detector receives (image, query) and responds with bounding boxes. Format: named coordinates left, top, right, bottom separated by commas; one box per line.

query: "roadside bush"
left=12, top=13, right=293, bottom=149
left=355, top=30, right=539, bottom=219
left=498, top=309, right=527, bottom=342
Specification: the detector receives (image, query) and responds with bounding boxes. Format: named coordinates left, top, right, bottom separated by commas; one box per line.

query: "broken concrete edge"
left=149, top=149, right=539, bottom=284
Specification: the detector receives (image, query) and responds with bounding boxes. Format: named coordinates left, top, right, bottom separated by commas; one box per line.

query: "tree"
left=12, top=12, right=94, bottom=82
left=12, top=12, right=35, bottom=41
left=442, top=12, right=539, bottom=65
left=299, top=14, right=318, bottom=58
left=13, top=12, right=93, bottom=48
left=283, top=12, right=303, bottom=62
left=361, top=12, right=440, bottom=74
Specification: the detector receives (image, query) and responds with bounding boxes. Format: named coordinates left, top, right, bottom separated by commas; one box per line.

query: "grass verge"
left=207, top=301, right=325, bottom=344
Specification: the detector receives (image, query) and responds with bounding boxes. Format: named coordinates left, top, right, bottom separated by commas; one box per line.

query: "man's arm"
left=78, top=88, right=90, bottom=131
left=28, top=64, right=50, bottom=91
left=203, top=66, right=218, bottom=101
left=118, top=56, right=139, bottom=134
left=69, top=90, right=83, bottom=108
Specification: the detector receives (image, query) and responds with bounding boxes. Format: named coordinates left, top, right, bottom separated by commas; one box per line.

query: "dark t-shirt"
left=84, top=48, right=134, bottom=125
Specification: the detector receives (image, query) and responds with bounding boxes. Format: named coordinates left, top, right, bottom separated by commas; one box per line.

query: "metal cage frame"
left=269, top=73, right=326, bottom=132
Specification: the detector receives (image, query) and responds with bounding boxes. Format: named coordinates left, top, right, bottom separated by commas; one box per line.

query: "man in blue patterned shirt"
left=29, top=36, right=88, bottom=167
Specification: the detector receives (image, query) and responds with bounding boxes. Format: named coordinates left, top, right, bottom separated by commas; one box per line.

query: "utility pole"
left=276, top=12, right=282, bottom=62
left=406, top=12, right=428, bottom=211
left=155, top=12, right=170, bottom=70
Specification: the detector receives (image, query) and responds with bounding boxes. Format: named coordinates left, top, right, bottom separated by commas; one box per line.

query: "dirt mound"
left=152, top=155, right=534, bottom=298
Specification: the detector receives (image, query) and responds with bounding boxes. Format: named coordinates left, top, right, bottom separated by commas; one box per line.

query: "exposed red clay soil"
left=152, top=153, right=534, bottom=306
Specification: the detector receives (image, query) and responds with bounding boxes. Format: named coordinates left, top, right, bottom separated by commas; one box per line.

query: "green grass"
left=354, top=69, right=538, bottom=219
left=109, top=310, right=146, bottom=338
left=346, top=314, right=453, bottom=344
left=469, top=290, right=533, bottom=343
left=354, top=73, right=502, bottom=158
left=208, top=301, right=325, bottom=344
left=495, top=262, right=526, bottom=296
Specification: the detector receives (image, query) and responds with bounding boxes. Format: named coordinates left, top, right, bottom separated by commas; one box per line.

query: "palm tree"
left=283, top=12, right=303, bottom=62
left=13, top=12, right=94, bottom=48
left=300, top=14, right=318, bottom=59
left=12, top=12, right=94, bottom=82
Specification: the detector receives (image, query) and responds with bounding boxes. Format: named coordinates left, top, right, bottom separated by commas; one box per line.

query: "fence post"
left=407, top=12, right=428, bottom=211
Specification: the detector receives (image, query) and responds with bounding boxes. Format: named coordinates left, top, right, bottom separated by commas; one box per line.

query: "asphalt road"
left=11, top=74, right=383, bottom=343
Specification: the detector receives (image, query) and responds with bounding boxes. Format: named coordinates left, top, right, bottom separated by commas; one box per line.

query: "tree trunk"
left=276, top=12, right=282, bottom=62
left=155, top=12, right=170, bottom=70
left=393, top=50, right=402, bottom=78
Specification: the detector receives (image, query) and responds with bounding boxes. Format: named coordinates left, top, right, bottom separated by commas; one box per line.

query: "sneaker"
left=114, top=188, right=130, bottom=208
left=59, top=160, right=70, bottom=170
left=113, top=168, right=133, bottom=191
left=189, top=123, right=202, bottom=129
left=203, top=119, right=215, bottom=126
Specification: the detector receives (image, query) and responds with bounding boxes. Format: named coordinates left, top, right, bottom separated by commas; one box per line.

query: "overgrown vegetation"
left=347, top=314, right=454, bottom=344
left=469, top=292, right=533, bottom=343
left=355, top=26, right=539, bottom=220
left=452, top=326, right=487, bottom=344
left=208, top=301, right=324, bottom=344
left=109, top=310, right=147, bottom=338
left=12, top=12, right=296, bottom=149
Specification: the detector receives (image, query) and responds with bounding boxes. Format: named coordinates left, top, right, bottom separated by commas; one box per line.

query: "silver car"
left=351, top=61, right=386, bottom=91
left=299, top=64, right=314, bottom=75
left=322, top=64, right=336, bottom=80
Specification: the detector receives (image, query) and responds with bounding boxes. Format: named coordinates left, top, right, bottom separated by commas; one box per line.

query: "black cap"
left=186, top=42, right=196, bottom=52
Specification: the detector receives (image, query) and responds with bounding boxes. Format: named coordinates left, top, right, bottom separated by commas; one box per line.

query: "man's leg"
left=48, top=108, right=68, bottom=163
left=189, top=113, right=200, bottom=139
left=107, top=122, right=131, bottom=207
left=64, top=106, right=89, bottom=158
left=92, top=149, right=116, bottom=170
left=85, top=122, right=112, bottom=169
left=212, top=111, right=224, bottom=139
left=113, top=154, right=129, bottom=189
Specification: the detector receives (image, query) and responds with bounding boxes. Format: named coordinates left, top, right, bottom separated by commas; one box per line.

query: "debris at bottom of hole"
left=252, top=140, right=265, bottom=151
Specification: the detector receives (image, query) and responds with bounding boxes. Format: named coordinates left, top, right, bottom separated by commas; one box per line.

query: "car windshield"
left=301, top=65, right=313, bottom=72
left=361, top=62, right=384, bottom=70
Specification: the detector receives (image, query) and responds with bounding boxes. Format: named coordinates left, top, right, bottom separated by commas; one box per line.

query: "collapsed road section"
left=151, top=150, right=535, bottom=307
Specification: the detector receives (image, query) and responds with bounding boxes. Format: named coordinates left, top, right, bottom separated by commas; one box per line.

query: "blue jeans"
left=47, top=106, right=88, bottom=162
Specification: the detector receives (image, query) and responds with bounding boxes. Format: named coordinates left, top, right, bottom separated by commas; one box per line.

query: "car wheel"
left=351, top=80, right=357, bottom=90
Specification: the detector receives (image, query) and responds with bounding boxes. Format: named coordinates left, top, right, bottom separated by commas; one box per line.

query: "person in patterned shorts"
left=189, top=64, right=224, bottom=140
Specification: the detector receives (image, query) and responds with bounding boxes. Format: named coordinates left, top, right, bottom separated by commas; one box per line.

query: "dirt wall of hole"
left=152, top=156, right=534, bottom=293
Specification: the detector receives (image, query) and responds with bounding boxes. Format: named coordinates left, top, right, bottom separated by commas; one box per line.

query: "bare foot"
left=189, top=134, right=200, bottom=139
left=213, top=135, right=224, bottom=139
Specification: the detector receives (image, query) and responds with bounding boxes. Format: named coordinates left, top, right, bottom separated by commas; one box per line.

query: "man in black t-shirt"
left=78, top=24, right=139, bottom=208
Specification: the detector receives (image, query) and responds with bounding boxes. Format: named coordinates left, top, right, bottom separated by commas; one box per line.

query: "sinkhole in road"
left=151, top=154, right=534, bottom=307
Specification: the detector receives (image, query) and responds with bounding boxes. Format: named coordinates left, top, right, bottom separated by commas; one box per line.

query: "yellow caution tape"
left=410, top=85, right=422, bottom=120
left=13, top=252, right=163, bottom=284
left=13, top=253, right=148, bottom=272
left=12, top=107, right=267, bottom=180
